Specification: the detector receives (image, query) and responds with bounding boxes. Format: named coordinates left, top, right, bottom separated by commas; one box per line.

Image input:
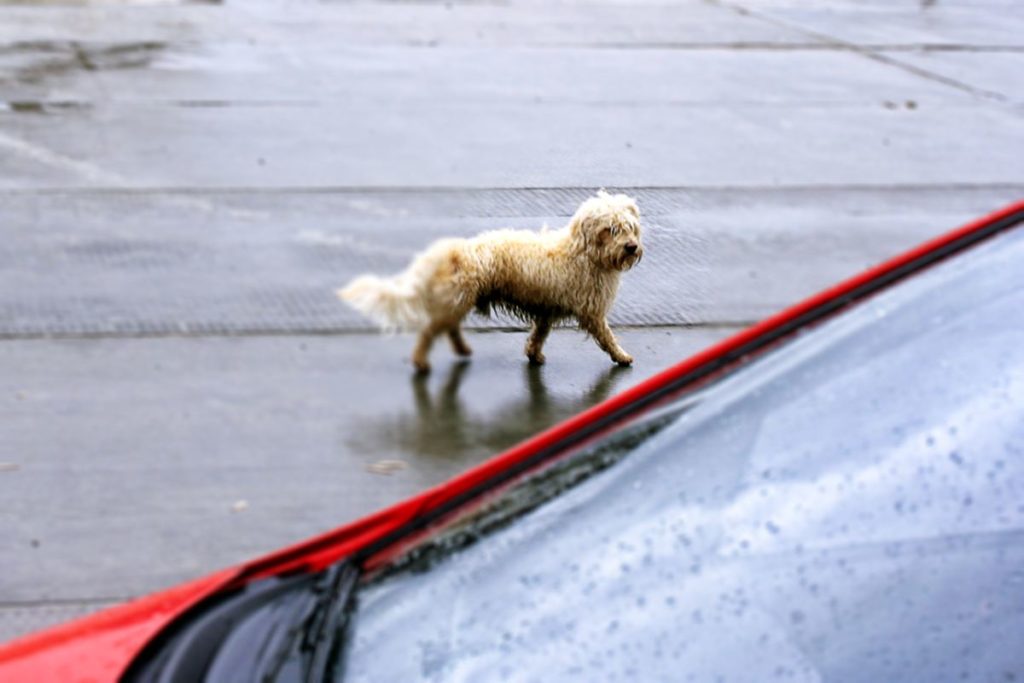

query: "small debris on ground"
left=366, top=459, right=407, bottom=475
left=0, top=462, right=20, bottom=472
left=230, top=499, right=249, bottom=513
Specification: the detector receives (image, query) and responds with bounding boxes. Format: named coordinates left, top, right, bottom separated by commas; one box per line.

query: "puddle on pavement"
left=348, top=362, right=633, bottom=464
left=0, top=99, right=91, bottom=114
left=0, top=40, right=168, bottom=85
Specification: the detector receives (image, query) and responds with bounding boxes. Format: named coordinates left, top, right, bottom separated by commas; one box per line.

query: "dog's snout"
left=624, top=241, right=638, bottom=255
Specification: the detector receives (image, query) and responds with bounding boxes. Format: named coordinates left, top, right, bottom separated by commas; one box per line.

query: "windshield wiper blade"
left=123, top=560, right=360, bottom=683
left=295, top=562, right=359, bottom=683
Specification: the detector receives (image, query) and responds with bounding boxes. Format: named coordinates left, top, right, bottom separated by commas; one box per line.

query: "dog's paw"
left=412, top=358, right=431, bottom=374
left=448, top=331, right=473, bottom=357
left=613, top=353, right=633, bottom=367
left=527, top=351, right=546, bottom=366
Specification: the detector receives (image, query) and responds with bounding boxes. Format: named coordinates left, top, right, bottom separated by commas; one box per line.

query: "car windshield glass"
left=342, top=228, right=1024, bottom=682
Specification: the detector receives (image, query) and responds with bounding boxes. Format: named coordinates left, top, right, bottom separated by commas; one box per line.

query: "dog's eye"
left=609, top=226, right=619, bottom=236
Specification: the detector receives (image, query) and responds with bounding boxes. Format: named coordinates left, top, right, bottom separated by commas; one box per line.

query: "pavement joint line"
left=851, top=50, right=1009, bottom=104
left=0, top=323, right=751, bottom=343
left=2, top=183, right=1023, bottom=197
left=712, top=0, right=1011, bottom=104
left=534, top=42, right=1024, bottom=53
left=2, top=39, right=1022, bottom=53
left=5, top=99, right=1008, bottom=110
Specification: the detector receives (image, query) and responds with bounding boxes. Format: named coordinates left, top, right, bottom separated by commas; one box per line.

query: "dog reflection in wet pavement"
left=348, top=362, right=631, bottom=463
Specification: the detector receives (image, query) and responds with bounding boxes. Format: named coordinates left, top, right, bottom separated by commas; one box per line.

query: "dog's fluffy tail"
left=337, top=273, right=426, bottom=330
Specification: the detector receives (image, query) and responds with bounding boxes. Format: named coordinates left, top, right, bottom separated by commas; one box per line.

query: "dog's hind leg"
left=412, top=320, right=447, bottom=373
left=579, top=315, right=633, bottom=366
left=525, top=317, right=552, bottom=365
left=447, top=326, right=473, bottom=357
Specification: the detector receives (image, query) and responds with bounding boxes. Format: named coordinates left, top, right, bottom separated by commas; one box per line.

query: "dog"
left=337, top=190, right=643, bottom=372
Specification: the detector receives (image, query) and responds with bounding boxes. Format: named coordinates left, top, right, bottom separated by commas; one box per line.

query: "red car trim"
left=1, top=199, right=1021, bottom=683
left=0, top=569, right=238, bottom=683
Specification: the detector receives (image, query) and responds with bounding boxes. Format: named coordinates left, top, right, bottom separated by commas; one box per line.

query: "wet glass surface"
left=342, top=228, right=1024, bottom=682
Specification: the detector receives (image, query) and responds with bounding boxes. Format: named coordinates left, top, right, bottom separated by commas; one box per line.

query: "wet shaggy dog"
left=338, top=191, right=644, bottom=372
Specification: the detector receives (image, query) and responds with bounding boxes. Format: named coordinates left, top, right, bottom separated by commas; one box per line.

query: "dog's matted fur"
left=338, top=190, right=644, bottom=372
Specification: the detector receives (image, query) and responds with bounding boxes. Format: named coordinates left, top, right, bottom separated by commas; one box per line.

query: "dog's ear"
left=568, top=212, right=593, bottom=250
left=569, top=192, right=616, bottom=254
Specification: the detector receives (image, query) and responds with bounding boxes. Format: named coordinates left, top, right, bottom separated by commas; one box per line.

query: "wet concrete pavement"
left=1, top=0, right=1022, bottom=642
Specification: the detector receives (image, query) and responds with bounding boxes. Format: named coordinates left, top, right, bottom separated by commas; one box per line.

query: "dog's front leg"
left=525, top=317, right=552, bottom=365
left=580, top=315, right=633, bottom=366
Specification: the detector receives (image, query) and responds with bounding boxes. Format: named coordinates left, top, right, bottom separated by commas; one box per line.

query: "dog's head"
left=568, top=190, right=644, bottom=272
